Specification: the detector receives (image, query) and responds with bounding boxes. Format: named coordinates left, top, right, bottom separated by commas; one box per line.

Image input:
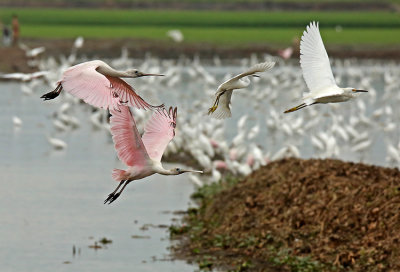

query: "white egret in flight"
left=284, top=22, right=367, bottom=113
left=208, top=61, right=275, bottom=119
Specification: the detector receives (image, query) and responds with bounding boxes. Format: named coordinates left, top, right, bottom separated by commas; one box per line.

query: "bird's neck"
left=152, top=162, right=175, bottom=176
left=97, top=65, right=129, bottom=77
left=158, top=168, right=175, bottom=175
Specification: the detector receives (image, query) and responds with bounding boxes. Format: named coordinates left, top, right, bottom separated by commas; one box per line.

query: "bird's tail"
left=209, top=104, right=232, bottom=119
left=41, top=83, right=63, bottom=101
left=112, top=169, right=128, bottom=181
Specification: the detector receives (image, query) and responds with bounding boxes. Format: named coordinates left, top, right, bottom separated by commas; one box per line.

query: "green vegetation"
left=269, top=248, right=326, bottom=272
left=2, top=9, right=400, bottom=28
left=1, top=8, right=400, bottom=45
left=2, top=0, right=400, bottom=5
left=98, top=237, right=112, bottom=244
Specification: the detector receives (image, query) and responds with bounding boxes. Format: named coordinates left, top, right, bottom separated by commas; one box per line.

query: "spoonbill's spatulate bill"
left=208, top=61, right=275, bottom=119
left=40, top=60, right=164, bottom=111
left=284, top=22, right=367, bottom=114
left=104, top=106, right=203, bottom=204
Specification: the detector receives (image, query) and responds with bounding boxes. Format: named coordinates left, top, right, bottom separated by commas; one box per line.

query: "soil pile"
left=172, top=158, right=400, bottom=271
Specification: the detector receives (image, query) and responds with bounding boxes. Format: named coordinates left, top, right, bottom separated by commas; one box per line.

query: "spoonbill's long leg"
left=104, top=180, right=126, bottom=204
left=105, top=180, right=132, bottom=204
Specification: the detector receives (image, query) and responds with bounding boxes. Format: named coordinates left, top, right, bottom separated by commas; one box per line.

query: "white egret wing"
left=232, top=61, right=275, bottom=80
left=300, top=22, right=337, bottom=93
left=221, top=62, right=275, bottom=90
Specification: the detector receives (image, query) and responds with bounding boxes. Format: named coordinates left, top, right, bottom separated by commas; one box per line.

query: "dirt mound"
left=0, top=46, right=35, bottom=73
left=171, top=158, right=400, bottom=271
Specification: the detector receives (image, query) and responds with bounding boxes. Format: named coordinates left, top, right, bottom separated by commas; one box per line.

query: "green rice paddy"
left=1, top=8, right=400, bottom=45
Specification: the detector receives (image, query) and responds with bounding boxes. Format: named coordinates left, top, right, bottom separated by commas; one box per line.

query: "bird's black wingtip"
left=40, top=84, right=62, bottom=101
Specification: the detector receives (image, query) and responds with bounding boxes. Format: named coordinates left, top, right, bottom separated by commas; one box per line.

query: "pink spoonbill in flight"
left=104, top=106, right=203, bottom=204
left=41, top=60, right=164, bottom=111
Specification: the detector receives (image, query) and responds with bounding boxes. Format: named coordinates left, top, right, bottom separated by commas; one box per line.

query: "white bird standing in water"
left=284, top=22, right=367, bottom=113
left=208, top=61, right=275, bottom=119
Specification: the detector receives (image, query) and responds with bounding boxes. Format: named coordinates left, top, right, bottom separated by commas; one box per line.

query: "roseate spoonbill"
left=40, top=60, right=164, bottom=111
left=278, top=47, right=293, bottom=60
left=284, top=22, right=367, bottom=113
left=104, top=106, right=203, bottom=204
left=207, top=61, right=275, bottom=119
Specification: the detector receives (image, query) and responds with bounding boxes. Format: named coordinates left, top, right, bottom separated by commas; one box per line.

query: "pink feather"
left=112, top=169, right=128, bottom=181
left=110, top=106, right=150, bottom=167
left=58, top=60, right=162, bottom=111
left=142, top=107, right=177, bottom=162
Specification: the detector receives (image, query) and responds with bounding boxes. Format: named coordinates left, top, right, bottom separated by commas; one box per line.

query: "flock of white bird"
left=3, top=22, right=400, bottom=192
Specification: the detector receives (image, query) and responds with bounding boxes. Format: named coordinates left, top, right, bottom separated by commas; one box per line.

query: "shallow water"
left=1, top=57, right=400, bottom=271
left=0, top=82, right=196, bottom=271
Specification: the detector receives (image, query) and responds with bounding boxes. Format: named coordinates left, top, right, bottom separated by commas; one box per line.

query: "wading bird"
left=104, top=106, right=203, bottom=204
left=284, top=22, right=367, bottom=113
left=40, top=60, right=164, bottom=111
left=208, top=61, right=275, bottom=119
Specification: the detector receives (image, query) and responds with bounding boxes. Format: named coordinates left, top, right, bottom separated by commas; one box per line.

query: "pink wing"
left=60, top=60, right=162, bottom=111
left=110, top=106, right=150, bottom=167
left=142, top=107, right=177, bottom=162
left=106, top=76, right=163, bottom=111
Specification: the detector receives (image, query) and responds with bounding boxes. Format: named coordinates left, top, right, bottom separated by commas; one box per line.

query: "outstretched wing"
left=300, top=22, right=337, bottom=93
left=61, top=60, right=162, bottom=111
left=231, top=61, right=275, bottom=81
left=142, top=107, right=177, bottom=162
left=221, top=62, right=275, bottom=89
left=106, top=76, right=164, bottom=111
left=209, top=90, right=233, bottom=120
left=110, top=106, right=150, bottom=167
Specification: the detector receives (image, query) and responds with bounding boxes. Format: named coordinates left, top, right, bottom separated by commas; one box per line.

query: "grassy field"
left=1, top=8, right=400, bottom=46
left=2, top=9, right=400, bottom=27
left=2, top=0, right=400, bottom=5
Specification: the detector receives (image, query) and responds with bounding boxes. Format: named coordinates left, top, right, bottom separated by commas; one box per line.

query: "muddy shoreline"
left=170, top=158, right=400, bottom=271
